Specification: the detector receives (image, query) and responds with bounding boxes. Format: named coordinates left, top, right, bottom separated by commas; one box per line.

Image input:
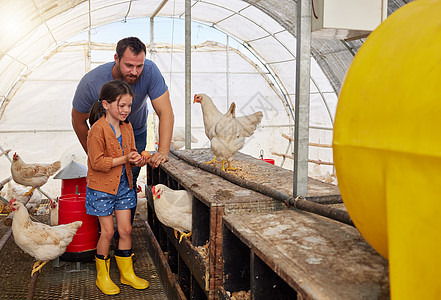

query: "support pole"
left=150, top=0, right=169, bottom=60
left=184, top=0, right=192, bottom=149
left=86, top=0, right=92, bottom=73
left=149, top=17, right=155, bottom=60
left=294, top=0, right=312, bottom=196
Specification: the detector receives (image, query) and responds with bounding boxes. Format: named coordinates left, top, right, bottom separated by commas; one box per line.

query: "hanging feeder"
left=259, top=150, right=275, bottom=165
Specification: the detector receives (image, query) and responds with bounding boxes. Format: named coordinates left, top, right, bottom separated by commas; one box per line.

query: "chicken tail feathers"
left=227, top=102, right=236, bottom=118
left=47, top=161, right=61, bottom=176
left=237, top=111, right=264, bottom=137
left=72, top=221, right=82, bottom=229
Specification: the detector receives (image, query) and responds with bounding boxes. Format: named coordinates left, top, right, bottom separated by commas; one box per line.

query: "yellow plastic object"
left=333, top=1, right=441, bottom=299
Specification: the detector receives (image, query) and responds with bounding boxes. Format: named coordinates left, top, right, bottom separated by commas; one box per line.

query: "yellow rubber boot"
left=115, top=253, right=149, bottom=289
left=95, top=255, right=120, bottom=295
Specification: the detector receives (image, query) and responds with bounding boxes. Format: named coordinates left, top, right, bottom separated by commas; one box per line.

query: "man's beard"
left=115, top=64, right=140, bottom=85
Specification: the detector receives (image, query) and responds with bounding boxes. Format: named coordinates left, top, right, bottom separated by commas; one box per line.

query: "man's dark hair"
left=116, top=37, right=146, bottom=59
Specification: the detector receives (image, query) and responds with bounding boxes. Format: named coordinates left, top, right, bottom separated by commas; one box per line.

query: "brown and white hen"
left=10, top=152, right=61, bottom=196
left=9, top=199, right=82, bottom=276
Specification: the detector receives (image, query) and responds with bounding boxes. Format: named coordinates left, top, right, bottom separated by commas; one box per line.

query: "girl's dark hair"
left=89, top=80, right=134, bottom=126
left=116, top=37, right=146, bottom=60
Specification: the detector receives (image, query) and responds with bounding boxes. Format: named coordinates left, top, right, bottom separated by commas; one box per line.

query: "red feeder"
left=61, top=177, right=86, bottom=195
left=259, top=150, right=275, bottom=165
left=54, top=160, right=98, bottom=262
left=261, top=158, right=275, bottom=164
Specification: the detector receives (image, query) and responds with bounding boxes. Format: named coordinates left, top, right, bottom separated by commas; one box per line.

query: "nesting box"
left=54, top=160, right=98, bottom=262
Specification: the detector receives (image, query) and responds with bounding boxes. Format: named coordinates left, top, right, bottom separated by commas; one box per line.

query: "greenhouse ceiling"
left=0, top=0, right=410, bottom=113
left=0, top=0, right=411, bottom=196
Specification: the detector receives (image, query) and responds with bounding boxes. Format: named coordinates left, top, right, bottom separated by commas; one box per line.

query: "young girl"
left=86, top=80, right=149, bottom=295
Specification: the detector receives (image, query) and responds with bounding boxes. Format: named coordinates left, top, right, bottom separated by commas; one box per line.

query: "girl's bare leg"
left=97, top=215, right=114, bottom=256
left=115, top=209, right=132, bottom=250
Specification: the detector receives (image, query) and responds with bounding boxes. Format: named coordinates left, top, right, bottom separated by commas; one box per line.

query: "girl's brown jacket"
left=86, top=115, right=137, bottom=195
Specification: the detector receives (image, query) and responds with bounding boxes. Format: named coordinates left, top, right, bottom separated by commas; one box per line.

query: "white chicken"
left=193, top=94, right=223, bottom=139
left=194, top=93, right=263, bottom=171
left=9, top=199, right=82, bottom=276
left=209, top=102, right=244, bottom=171
left=170, top=127, right=198, bottom=150
left=0, top=181, right=42, bottom=213
left=49, top=199, right=59, bottom=226
left=155, top=127, right=198, bottom=150
left=151, top=184, right=192, bottom=243
left=11, top=152, right=61, bottom=196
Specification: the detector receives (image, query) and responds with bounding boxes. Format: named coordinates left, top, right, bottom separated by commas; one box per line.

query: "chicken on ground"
left=9, top=199, right=82, bottom=277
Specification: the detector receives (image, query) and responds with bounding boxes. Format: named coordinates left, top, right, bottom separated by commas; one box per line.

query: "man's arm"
left=151, top=89, right=174, bottom=168
left=71, top=107, right=90, bottom=153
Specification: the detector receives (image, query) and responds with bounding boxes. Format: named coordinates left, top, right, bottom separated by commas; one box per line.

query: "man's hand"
left=149, top=151, right=169, bottom=168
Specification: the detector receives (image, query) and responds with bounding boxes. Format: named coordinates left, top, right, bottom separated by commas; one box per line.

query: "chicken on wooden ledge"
left=194, top=93, right=263, bottom=171
left=10, top=152, right=61, bottom=196
left=9, top=199, right=82, bottom=277
left=193, top=93, right=223, bottom=164
left=151, top=184, right=192, bottom=243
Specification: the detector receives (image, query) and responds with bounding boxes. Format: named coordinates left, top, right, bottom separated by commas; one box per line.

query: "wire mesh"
left=0, top=211, right=169, bottom=300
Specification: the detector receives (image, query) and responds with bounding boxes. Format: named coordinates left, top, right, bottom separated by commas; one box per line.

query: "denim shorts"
left=85, top=175, right=136, bottom=217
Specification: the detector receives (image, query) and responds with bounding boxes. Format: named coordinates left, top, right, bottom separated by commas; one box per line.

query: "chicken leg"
left=179, top=232, right=192, bottom=243
left=204, top=156, right=221, bottom=165
left=174, top=229, right=192, bottom=243
left=221, top=159, right=238, bottom=172
left=31, top=260, right=48, bottom=277
left=24, top=187, right=35, bottom=197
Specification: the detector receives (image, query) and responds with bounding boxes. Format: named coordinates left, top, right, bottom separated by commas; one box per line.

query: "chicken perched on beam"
left=10, top=152, right=61, bottom=196
left=9, top=199, right=82, bottom=276
left=152, top=184, right=192, bottom=243
left=194, top=93, right=263, bottom=171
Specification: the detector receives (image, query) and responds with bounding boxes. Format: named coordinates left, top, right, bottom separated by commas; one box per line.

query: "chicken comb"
left=151, top=186, right=161, bottom=199
left=9, top=199, right=17, bottom=210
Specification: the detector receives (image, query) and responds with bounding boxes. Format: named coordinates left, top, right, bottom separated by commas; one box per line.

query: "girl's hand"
left=128, top=151, right=149, bottom=167
left=127, top=151, right=141, bottom=165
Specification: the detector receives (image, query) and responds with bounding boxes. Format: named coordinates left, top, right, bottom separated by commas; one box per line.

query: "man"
left=72, top=37, right=174, bottom=223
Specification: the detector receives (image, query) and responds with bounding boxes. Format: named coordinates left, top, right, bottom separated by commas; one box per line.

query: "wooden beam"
left=271, top=152, right=334, bottom=166
left=282, top=134, right=332, bottom=148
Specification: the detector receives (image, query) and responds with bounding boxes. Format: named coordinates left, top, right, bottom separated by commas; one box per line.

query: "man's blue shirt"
left=72, top=60, right=168, bottom=135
